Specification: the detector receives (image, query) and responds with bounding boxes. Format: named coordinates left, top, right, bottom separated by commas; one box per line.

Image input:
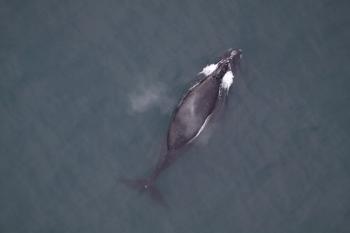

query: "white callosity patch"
left=221, top=71, right=234, bottom=90
left=199, top=63, right=218, bottom=76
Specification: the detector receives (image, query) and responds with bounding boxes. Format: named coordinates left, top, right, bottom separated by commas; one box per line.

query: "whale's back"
left=167, top=76, right=220, bottom=150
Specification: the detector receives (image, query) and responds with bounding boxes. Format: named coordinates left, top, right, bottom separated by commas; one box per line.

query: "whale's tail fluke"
left=119, top=177, right=167, bottom=207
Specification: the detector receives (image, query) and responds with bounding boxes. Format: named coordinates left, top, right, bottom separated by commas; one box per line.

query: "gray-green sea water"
left=1, top=0, right=350, bottom=232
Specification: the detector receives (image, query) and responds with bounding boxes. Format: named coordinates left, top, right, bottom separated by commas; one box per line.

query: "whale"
left=121, top=48, right=242, bottom=204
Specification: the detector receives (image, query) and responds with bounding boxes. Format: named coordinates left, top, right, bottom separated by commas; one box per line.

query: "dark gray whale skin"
left=121, top=49, right=242, bottom=204
left=168, top=49, right=242, bottom=151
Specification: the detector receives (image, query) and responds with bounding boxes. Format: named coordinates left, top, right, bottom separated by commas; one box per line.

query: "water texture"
left=1, top=0, right=349, bottom=232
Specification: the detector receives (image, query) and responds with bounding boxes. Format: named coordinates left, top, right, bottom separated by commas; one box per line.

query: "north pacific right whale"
left=121, top=48, right=243, bottom=204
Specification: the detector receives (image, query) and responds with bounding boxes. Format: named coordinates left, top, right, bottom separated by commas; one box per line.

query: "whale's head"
left=221, top=48, right=242, bottom=74
left=215, top=48, right=242, bottom=91
left=211, top=48, right=242, bottom=77
left=199, top=48, right=242, bottom=79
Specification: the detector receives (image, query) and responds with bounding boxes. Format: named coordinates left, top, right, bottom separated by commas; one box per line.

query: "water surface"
left=1, top=0, right=349, bottom=232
